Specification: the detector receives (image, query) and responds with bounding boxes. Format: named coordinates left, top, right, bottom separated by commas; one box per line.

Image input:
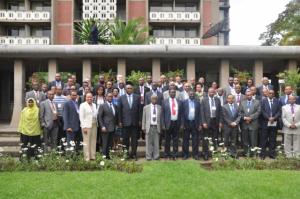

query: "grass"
left=0, top=160, right=300, bottom=199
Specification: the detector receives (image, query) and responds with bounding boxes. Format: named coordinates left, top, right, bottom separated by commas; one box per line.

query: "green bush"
left=126, top=70, right=151, bottom=86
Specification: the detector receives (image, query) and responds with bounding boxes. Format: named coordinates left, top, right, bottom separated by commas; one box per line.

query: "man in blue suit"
left=63, top=91, right=80, bottom=146
left=161, top=89, right=183, bottom=160
left=260, top=89, right=281, bottom=159
left=182, top=90, right=201, bottom=160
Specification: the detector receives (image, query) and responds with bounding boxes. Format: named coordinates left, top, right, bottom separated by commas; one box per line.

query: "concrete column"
left=82, top=59, right=92, bottom=81
left=10, top=60, right=25, bottom=129
left=24, top=24, right=30, bottom=37
left=24, top=0, right=30, bottom=10
left=287, top=59, right=298, bottom=71
left=117, top=58, right=126, bottom=79
left=48, top=59, right=57, bottom=83
left=219, top=59, right=230, bottom=88
left=253, top=60, right=263, bottom=86
left=152, top=58, right=161, bottom=81
left=186, top=58, right=196, bottom=81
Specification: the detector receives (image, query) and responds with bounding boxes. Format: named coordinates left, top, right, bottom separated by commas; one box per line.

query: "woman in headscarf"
left=18, top=98, right=42, bottom=158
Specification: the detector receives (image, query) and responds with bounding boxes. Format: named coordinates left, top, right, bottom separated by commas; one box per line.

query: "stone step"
left=0, top=146, right=20, bottom=157
left=0, top=131, right=20, bottom=137
left=0, top=137, right=20, bottom=146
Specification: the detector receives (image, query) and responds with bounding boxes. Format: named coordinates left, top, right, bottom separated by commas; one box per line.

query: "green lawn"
left=0, top=160, right=300, bottom=199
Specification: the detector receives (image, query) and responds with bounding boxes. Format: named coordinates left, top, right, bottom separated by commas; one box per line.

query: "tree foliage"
left=259, top=0, right=300, bottom=46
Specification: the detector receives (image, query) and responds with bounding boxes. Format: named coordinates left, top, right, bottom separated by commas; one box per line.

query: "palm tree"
left=75, top=19, right=110, bottom=44
left=109, top=18, right=152, bottom=44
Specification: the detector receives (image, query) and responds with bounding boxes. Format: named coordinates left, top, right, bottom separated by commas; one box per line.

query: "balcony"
left=0, top=10, right=50, bottom=22
left=149, top=12, right=200, bottom=22
left=219, top=1, right=230, bottom=9
left=151, top=37, right=201, bottom=45
left=0, top=36, right=50, bottom=45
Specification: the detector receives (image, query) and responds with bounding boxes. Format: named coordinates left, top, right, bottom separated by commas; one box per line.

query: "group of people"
left=18, top=73, right=300, bottom=161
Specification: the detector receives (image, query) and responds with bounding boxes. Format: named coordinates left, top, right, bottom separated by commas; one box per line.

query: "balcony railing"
left=149, top=12, right=200, bottom=22
left=0, top=37, right=50, bottom=45
left=0, top=10, right=51, bottom=22
left=151, top=38, right=201, bottom=45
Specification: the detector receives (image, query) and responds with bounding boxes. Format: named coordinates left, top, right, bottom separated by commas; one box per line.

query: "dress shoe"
left=204, top=154, right=209, bottom=161
left=193, top=156, right=200, bottom=160
left=183, top=156, right=188, bottom=160
left=172, top=157, right=177, bottom=161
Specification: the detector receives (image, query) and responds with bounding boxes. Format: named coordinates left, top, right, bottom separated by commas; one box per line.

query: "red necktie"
left=171, top=98, right=176, bottom=115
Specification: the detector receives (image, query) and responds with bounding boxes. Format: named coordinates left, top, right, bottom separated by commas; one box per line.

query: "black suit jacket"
left=134, top=85, right=150, bottom=103
left=62, top=100, right=80, bottom=132
left=144, top=91, right=163, bottom=106
left=48, top=81, right=64, bottom=90
left=118, top=94, right=141, bottom=127
left=161, top=98, right=183, bottom=130
left=201, top=96, right=222, bottom=126
left=261, top=97, right=281, bottom=129
left=221, top=103, right=241, bottom=127
left=182, top=99, right=201, bottom=128
left=98, top=102, right=118, bottom=132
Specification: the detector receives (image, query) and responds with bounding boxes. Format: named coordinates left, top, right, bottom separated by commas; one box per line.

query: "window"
left=7, top=2, right=25, bottom=11
left=31, top=1, right=51, bottom=11
left=7, top=27, right=25, bottom=37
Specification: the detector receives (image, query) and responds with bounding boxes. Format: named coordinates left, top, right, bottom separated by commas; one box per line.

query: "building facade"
left=0, top=0, right=230, bottom=45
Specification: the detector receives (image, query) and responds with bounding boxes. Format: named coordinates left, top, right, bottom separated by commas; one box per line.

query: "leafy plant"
left=109, top=18, right=152, bottom=44
left=126, top=70, right=151, bottom=86
left=162, top=69, right=185, bottom=79
left=92, top=69, right=117, bottom=85
left=230, top=67, right=252, bottom=85
left=277, top=68, right=300, bottom=94
left=75, top=19, right=110, bottom=44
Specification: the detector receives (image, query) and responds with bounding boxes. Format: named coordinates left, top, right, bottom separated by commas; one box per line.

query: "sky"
left=230, top=0, right=291, bottom=45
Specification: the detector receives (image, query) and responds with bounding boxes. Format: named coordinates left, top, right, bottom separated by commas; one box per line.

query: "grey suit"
left=222, top=103, right=241, bottom=155
left=239, top=99, right=261, bottom=154
left=39, top=100, right=59, bottom=151
left=98, top=102, right=118, bottom=157
left=25, top=90, right=46, bottom=106
left=142, top=104, right=161, bottom=160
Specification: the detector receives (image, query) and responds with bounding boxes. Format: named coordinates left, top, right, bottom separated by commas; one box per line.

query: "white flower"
left=70, top=141, right=76, bottom=147
left=0, top=147, right=6, bottom=152
left=121, top=158, right=125, bottom=161
left=221, top=147, right=227, bottom=153
left=102, top=155, right=106, bottom=159
left=61, top=138, right=66, bottom=142
left=204, top=137, right=208, bottom=140
left=30, top=144, right=36, bottom=148
left=100, top=161, right=105, bottom=166
left=110, top=150, right=115, bottom=153
left=250, top=148, right=256, bottom=152
left=63, top=143, right=67, bottom=146
left=22, top=147, right=28, bottom=151
left=58, top=151, right=63, bottom=154
left=22, top=154, right=27, bottom=157
left=214, top=158, right=219, bottom=162
left=209, top=146, right=214, bottom=152
left=66, top=160, right=69, bottom=163
left=57, top=146, right=62, bottom=149
left=19, top=150, right=22, bottom=154
left=69, top=147, right=74, bottom=151
left=207, top=137, right=212, bottom=141
left=37, top=155, right=42, bottom=158
left=219, top=142, right=224, bottom=146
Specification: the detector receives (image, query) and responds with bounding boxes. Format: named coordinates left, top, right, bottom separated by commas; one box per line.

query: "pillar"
left=82, top=59, right=92, bottom=81
left=186, top=59, right=196, bottom=81
left=219, top=59, right=230, bottom=88
left=287, top=59, right=298, bottom=71
left=117, top=58, right=126, bottom=79
left=152, top=58, right=161, bottom=81
left=48, top=59, right=57, bottom=83
left=10, top=60, right=25, bottom=128
left=24, top=0, right=30, bottom=10
left=253, top=60, right=263, bottom=86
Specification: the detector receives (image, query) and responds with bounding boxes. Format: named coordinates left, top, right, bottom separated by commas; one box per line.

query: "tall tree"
left=259, top=0, right=300, bottom=46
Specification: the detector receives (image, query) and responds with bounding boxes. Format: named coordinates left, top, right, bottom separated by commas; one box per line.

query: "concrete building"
left=0, top=0, right=230, bottom=45
left=0, top=45, right=299, bottom=127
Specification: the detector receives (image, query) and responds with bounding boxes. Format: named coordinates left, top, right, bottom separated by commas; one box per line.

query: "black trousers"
left=123, top=126, right=138, bottom=157
left=56, top=116, right=65, bottom=145
left=101, top=131, right=114, bottom=158
left=224, top=126, right=239, bottom=155
left=261, top=127, right=277, bottom=157
left=165, top=121, right=179, bottom=158
left=183, top=121, right=199, bottom=158
left=20, top=134, right=41, bottom=159
left=203, top=118, right=218, bottom=156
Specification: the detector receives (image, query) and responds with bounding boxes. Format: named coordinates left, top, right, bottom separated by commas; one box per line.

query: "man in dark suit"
left=222, top=94, right=241, bottom=157
left=145, top=81, right=163, bottom=106
left=161, top=89, right=183, bottom=160
left=25, top=82, right=46, bottom=106
left=223, top=77, right=236, bottom=97
left=118, top=84, right=141, bottom=160
left=182, top=90, right=201, bottom=160
left=260, top=89, right=281, bottom=159
left=63, top=91, right=80, bottom=146
left=134, top=77, right=150, bottom=140
left=239, top=91, right=261, bottom=156
left=48, top=73, right=64, bottom=91
left=201, top=87, right=222, bottom=160
left=279, top=85, right=293, bottom=106
left=98, top=93, right=118, bottom=158
left=257, top=77, right=274, bottom=97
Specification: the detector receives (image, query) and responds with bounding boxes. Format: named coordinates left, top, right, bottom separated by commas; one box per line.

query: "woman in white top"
left=79, top=93, right=98, bottom=161
left=93, top=85, right=106, bottom=110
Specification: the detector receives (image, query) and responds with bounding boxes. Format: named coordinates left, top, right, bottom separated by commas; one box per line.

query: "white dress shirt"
left=169, top=98, right=178, bottom=121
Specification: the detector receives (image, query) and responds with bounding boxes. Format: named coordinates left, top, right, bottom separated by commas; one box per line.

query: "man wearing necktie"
left=142, top=95, right=162, bottom=160
left=118, top=84, right=141, bottom=160
left=282, top=95, right=300, bottom=158
left=39, top=91, right=59, bottom=152
left=201, top=88, right=222, bottom=160
left=25, top=82, right=46, bottom=106
left=261, top=90, right=281, bottom=159
left=239, top=91, right=261, bottom=156
left=161, top=89, right=183, bottom=160
left=234, top=84, right=244, bottom=106
left=145, top=81, right=163, bottom=106
left=182, top=91, right=201, bottom=160
left=222, top=94, right=241, bottom=157
left=98, top=93, right=119, bottom=158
